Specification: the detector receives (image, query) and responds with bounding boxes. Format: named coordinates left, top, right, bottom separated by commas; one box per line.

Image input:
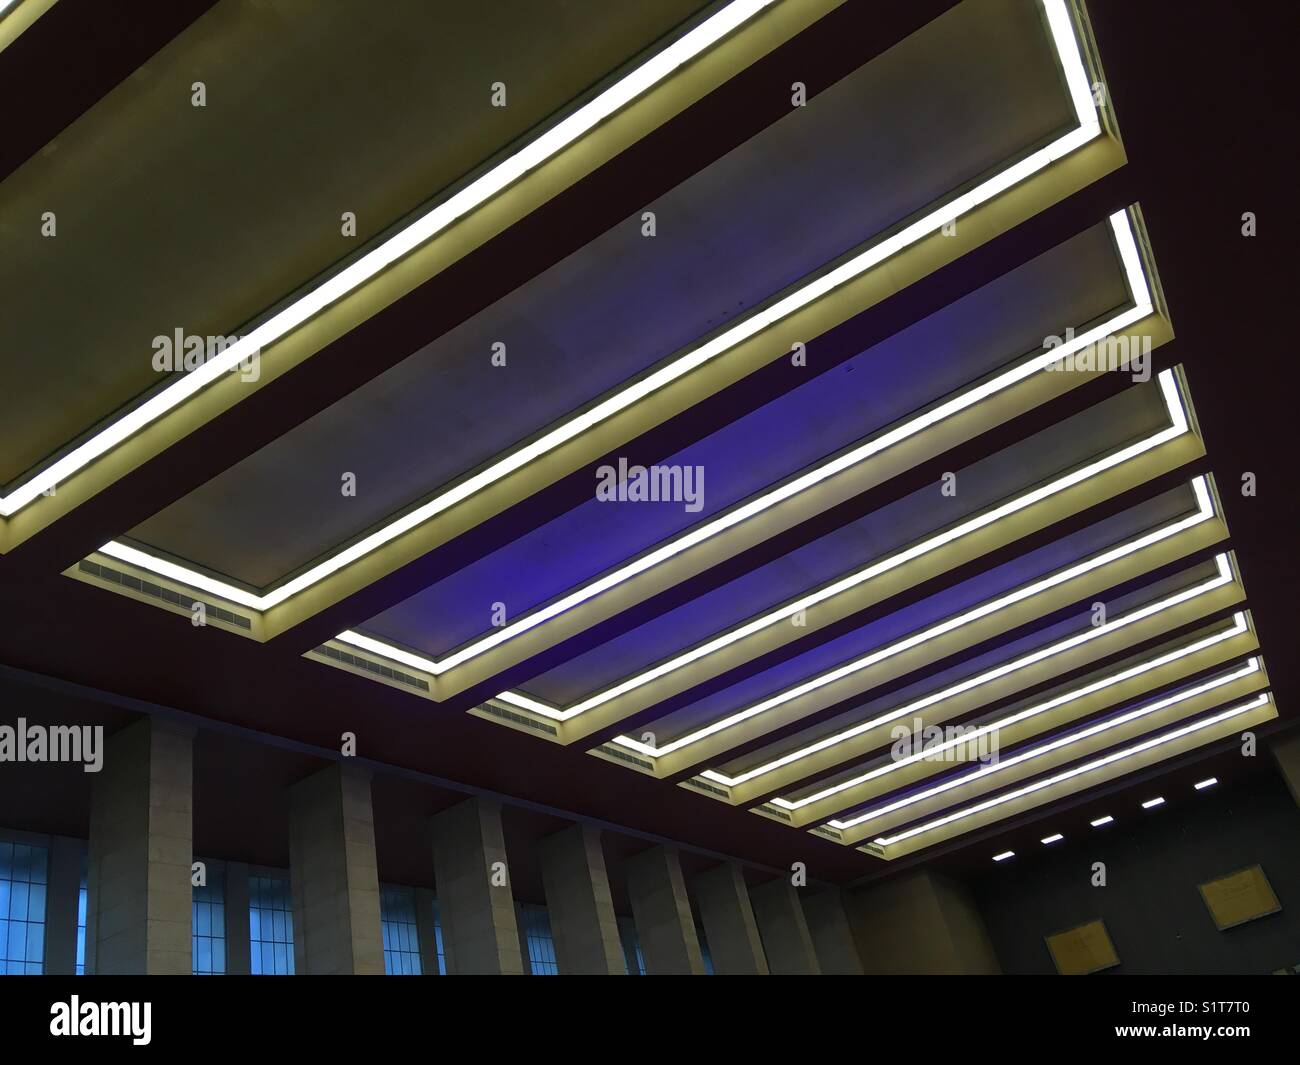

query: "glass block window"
left=519, top=902, right=558, bottom=975
left=249, top=874, right=295, bottom=975
left=192, top=865, right=226, bottom=975
left=430, top=897, right=447, bottom=975
left=380, top=885, right=422, bottom=975
left=618, top=915, right=644, bottom=975
left=76, top=874, right=87, bottom=975
left=0, top=842, right=47, bottom=974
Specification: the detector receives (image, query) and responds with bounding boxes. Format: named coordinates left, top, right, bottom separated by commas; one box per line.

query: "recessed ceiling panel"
left=128, top=0, right=1077, bottom=587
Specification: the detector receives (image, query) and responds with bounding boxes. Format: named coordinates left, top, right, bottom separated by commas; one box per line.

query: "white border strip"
left=870, top=693, right=1271, bottom=847
left=495, top=366, right=1190, bottom=723
left=93, top=1, right=1103, bottom=619
left=615, top=476, right=1215, bottom=759
left=828, top=651, right=1259, bottom=830
left=704, top=557, right=1239, bottom=793
left=3, top=0, right=778, bottom=516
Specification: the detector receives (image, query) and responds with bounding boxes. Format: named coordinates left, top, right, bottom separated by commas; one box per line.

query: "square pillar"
left=801, top=888, right=865, bottom=974
left=88, top=717, right=194, bottom=975
left=288, top=763, right=384, bottom=974
left=413, top=887, right=442, bottom=974
left=749, top=878, right=821, bottom=974
left=42, top=836, right=84, bottom=975
left=540, top=824, right=626, bottom=975
left=624, top=845, right=705, bottom=974
left=847, top=869, right=1001, bottom=974
left=692, top=862, right=768, bottom=974
left=617, top=915, right=641, bottom=974
left=223, top=861, right=252, bottom=975
left=431, top=797, right=524, bottom=974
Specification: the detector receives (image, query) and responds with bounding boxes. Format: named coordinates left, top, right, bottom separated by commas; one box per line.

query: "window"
left=0, top=841, right=47, bottom=974
left=618, top=915, right=644, bottom=975
left=519, top=902, right=558, bottom=975
left=380, top=885, right=421, bottom=975
left=192, top=865, right=226, bottom=975
left=430, top=897, right=447, bottom=975
left=76, top=874, right=86, bottom=975
left=249, top=874, right=294, bottom=975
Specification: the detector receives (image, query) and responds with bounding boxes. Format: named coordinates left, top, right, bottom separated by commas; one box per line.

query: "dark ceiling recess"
left=0, top=0, right=1295, bottom=886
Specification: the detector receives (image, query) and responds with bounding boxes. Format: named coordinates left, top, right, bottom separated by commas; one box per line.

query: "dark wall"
left=968, top=770, right=1300, bottom=974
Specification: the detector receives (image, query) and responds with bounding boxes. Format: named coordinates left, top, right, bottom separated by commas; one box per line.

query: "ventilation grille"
left=810, top=825, right=842, bottom=842
left=79, top=560, right=252, bottom=629
left=314, top=644, right=429, bottom=692
left=478, top=702, right=558, bottom=736
left=597, top=744, right=653, bottom=771
left=684, top=777, right=730, bottom=799
left=757, top=802, right=792, bottom=822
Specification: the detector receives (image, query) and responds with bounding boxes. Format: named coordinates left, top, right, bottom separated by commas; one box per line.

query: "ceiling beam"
left=660, top=539, right=1234, bottom=785
left=569, top=456, right=1212, bottom=751
left=6, top=0, right=958, bottom=571
left=0, top=0, right=218, bottom=184
left=260, top=165, right=1145, bottom=658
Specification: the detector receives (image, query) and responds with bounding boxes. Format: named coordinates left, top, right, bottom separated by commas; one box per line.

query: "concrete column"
left=287, top=763, right=384, bottom=974
left=617, top=915, right=640, bottom=974
left=624, top=845, right=705, bottom=974
left=515, top=901, right=534, bottom=974
left=413, top=887, right=442, bottom=974
left=43, top=836, right=84, bottom=975
left=1272, top=731, right=1300, bottom=807
left=224, top=861, right=252, bottom=975
left=88, top=717, right=194, bottom=975
left=540, top=824, right=626, bottom=975
left=801, top=888, right=865, bottom=974
left=749, top=877, right=820, bottom=974
left=846, top=869, right=1000, bottom=974
left=691, top=862, right=768, bottom=974
left=431, top=797, right=524, bottom=974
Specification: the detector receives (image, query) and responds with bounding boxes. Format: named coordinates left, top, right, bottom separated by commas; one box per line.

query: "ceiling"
left=0, top=0, right=1295, bottom=885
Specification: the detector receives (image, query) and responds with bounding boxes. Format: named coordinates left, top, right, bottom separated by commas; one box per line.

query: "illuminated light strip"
left=417, top=220, right=1146, bottom=676
left=0, top=1, right=21, bottom=17
left=495, top=367, right=1188, bottom=724
left=828, top=657, right=1259, bottom=830
left=718, top=578, right=1241, bottom=796
left=89, top=1, right=1103, bottom=613
left=2, top=0, right=777, bottom=517
left=870, top=693, right=1271, bottom=848
left=612, top=475, right=1215, bottom=758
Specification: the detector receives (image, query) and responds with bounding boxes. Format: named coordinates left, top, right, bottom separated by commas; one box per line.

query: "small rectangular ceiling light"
left=1041, top=833, right=1064, bottom=845
left=992, top=850, right=1015, bottom=862
left=1141, top=796, right=1165, bottom=809
left=1090, top=815, right=1114, bottom=827
left=1194, top=777, right=1218, bottom=790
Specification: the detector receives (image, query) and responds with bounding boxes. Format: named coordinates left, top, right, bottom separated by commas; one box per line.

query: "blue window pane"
left=10, top=882, right=28, bottom=920
left=0, top=843, right=47, bottom=975
left=519, top=903, right=559, bottom=976
left=76, top=871, right=86, bottom=976
left=380, top=885, right=422, bottom=976
left=249, top=875, right=295, bottom=975
left=191, top=865, right=226, bottom=975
